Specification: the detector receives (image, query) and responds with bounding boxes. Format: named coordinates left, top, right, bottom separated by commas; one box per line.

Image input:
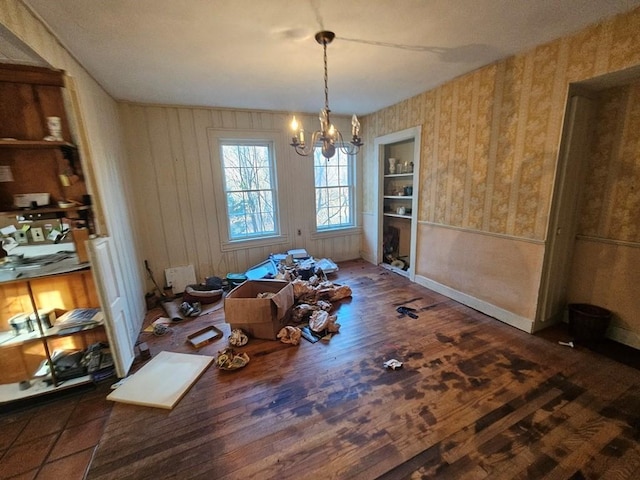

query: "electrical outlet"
left=297, top=229, right=302, bottom=236
left=31, top=227, right=44, bottom=242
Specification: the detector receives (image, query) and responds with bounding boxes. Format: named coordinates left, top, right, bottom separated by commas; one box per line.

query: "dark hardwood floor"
left=80, top=260, right=640, bottom=479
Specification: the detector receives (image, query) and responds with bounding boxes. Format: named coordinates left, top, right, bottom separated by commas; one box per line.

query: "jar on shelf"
left=388, top=158, right=397, bottom=174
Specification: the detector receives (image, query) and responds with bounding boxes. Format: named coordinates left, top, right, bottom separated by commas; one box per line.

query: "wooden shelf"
left=0, top=140, right=74, bottom=149
left=0, top=204, right=90, bottom=217
left=384, top=213, right=412, bottom=219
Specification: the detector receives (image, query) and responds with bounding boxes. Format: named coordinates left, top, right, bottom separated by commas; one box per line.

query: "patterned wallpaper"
left=579, top=82, right=640, bottom=243
left=363, top=6, right=640, bottom=242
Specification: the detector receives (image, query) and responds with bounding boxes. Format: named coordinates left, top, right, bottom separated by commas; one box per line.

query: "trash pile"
left=214, top=254, right=352, bottom=370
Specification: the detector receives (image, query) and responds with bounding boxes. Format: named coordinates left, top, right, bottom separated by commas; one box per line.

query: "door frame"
left=373, top=126, right=421, bottom=281
left=535, top=89, right=596, bottom=331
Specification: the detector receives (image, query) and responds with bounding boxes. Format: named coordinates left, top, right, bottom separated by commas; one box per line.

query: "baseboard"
left=608, top=325, right=640, bottom=350
left=414, top=274, right=535, bottom=333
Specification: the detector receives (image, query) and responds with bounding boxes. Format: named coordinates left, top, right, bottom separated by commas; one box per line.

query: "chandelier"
left=290, top=31, right=363, bottom=160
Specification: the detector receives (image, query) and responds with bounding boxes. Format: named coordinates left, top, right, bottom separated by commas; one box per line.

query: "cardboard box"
left=224, top=280, right=294, bottom=340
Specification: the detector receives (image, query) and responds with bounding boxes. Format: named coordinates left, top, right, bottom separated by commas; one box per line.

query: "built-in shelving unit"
left=0, top=62, right=104, bottom=407
left=374, top=127, right=422, bottom=280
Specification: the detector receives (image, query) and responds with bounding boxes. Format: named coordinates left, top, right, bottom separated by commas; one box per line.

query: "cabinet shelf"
left=0, top=374, right=94, bottom=405
left=384, top=195, right=413, bottom=200
left=384, top=213, right=412, bottom=219
left=0, top=204, right=90, bottom=218
left=0, top=320, right=103, bottom=349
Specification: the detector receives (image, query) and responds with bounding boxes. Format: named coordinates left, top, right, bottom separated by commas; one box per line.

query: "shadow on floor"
left=535, top=322, right=640, bottom=371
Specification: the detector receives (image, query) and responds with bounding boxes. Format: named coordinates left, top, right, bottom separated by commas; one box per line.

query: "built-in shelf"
left=0, top=140, right=74, bottom=149
left=383, top=173, right=414, bottom=178
left=384, top=213, right=412, bottom=219
left=383, top=195, right=413, bottom=200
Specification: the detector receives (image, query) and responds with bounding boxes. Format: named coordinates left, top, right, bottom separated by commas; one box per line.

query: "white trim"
left=608, top=325, right=640, bottom=350
left=207, top=128, right=291, bottom=247
left=576, top=234, right=640, bottom=249
left=415, top=274, right=535, bottom=333
left=374, top=126, right=422, bottom=282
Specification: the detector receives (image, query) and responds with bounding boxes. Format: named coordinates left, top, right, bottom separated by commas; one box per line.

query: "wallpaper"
left=363, top=6, right=640, bottom=242
left=579, top=82, right=640, bottom=243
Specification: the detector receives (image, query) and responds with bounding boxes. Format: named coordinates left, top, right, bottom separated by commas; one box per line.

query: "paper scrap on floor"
left=107, top=351, right=213, bottom=409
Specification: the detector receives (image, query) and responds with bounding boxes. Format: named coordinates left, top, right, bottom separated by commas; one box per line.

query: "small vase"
left=388, top=158, right=397, bottom=174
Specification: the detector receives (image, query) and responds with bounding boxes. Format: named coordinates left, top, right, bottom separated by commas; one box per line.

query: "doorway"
left=536, top=67, right=640, bottom=349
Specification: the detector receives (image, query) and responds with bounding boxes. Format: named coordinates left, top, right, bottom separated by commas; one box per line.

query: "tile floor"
left=0, top=381, right=113, bottom=480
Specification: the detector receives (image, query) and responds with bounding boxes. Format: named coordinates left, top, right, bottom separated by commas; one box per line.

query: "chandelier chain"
left=323, top=38, right=329, bottom=112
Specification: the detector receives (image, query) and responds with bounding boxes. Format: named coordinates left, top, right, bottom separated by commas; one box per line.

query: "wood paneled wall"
left=118, top=104, right=362, bottom=285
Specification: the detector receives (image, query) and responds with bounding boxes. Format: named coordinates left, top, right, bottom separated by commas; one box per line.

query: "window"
left=220, top=141, right=278, bottom=240
left=314, top=148, right=354, bottom=230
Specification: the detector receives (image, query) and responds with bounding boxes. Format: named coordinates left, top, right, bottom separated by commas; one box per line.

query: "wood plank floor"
left=86, top=260, right=640, bottom=479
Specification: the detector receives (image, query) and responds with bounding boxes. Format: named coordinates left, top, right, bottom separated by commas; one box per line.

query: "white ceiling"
left=19, top=0, right=640, bottom=115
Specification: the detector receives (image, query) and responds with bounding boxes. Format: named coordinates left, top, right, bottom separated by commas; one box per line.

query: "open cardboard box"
left=224, top=279, right=294, bottom=340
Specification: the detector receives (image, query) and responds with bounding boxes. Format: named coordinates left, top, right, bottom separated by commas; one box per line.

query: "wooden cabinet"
left=374, top=127, right=421, bottom=280
left=0, top=63, right=104, bottom=406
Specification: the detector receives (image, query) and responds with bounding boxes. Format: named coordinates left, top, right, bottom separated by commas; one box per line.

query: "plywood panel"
left=416, top=223, right=544, bottom=320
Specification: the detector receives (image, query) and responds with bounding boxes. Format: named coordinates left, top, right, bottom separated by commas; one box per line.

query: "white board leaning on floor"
left=107, top=351, right=214, bottom=409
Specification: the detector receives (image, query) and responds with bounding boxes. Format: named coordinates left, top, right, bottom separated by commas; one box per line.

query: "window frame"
left=313, top=147, right=357, bottom=233
left=208, top=129, right=290, bottom=251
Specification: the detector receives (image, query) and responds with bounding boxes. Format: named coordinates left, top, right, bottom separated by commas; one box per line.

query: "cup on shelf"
left=397, top=207, right=406, bottom=215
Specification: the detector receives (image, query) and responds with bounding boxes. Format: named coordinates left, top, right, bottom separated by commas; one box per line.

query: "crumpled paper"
left=308, top=310, right=340, bottom=333
left=229, top=328, right=248, bottom=346
left=216, top=347, right=250, bottom=370
left=277, top=326, right=302, bottom=345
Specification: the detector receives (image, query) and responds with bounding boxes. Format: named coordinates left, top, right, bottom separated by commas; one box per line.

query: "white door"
left=535, top=94, right=596, bottom=330
left=88, top=236, right=135, bottom=377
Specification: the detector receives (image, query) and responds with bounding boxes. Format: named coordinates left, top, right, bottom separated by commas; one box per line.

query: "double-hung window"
left=220, top=140, right=278, bottom=240
left=314, top=148, right=355, bottom=230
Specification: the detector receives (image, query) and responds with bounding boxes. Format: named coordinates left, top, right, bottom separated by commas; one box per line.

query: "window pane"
left=221, top=141, right=278, bottom=239
left=314, top=147, right=354, bottom=230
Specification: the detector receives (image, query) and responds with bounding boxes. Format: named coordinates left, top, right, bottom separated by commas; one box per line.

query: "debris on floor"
left=277, top=326, right=302, bottom=345
left=229, top=328, right=249, bottom=347
left=216, top=347, right=250, bottom=370
left=384, top=359, right=403, bottom=370
left=396, top=306, right=418, bottom=319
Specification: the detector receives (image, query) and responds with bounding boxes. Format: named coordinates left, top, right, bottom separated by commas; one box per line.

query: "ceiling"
left=16, top=0, right=640, bottom=115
